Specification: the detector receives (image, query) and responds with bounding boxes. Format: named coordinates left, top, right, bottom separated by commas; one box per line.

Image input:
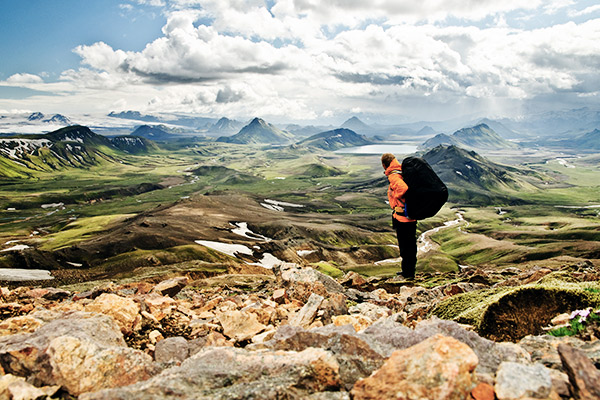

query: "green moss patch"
left=431, top=281, right=600, bottom=342
left=313, top=261, right=344, bottom=278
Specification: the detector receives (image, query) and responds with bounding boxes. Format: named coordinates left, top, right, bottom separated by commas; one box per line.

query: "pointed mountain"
left=216, top=117, right=294, bottom=145
left=297, top=128, right=372, bottom=151
left=341, top=116, right=371, bottom=133
left=207, top=117, right=244, bottom=135
left=421, top=124, right=518, bottom=151
left=416, top=126, right=436, bottom=136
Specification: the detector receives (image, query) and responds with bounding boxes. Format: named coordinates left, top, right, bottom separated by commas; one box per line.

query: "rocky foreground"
left=0, top=262, right=599, bottom=399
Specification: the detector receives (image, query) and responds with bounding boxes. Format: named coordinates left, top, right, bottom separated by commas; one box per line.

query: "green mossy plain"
left=0, top=137, right=599, bottom=282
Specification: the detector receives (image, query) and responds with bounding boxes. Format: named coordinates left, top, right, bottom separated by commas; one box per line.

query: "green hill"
left=297, top=128, right=372, bottom=151
left=423, top=145, right=541, bottom=204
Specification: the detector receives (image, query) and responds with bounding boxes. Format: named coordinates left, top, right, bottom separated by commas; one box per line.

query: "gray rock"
left=154, top=336, right=190, bottom=364
left=264, top=324, right=385, bottom=390
left=80, top=346, right=342, bottom=400
left=359, top=316, right=530, bottom=375
left=348, top=302, right=390, bottom=322
left=495, top=362, right=552, bottom=400
left=519, top=334, right=600, bottom=370
left=280, top=264, right=345, bottom=294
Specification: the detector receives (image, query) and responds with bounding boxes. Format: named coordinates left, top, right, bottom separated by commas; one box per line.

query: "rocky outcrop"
left=0, top=263, right=597, bottom=398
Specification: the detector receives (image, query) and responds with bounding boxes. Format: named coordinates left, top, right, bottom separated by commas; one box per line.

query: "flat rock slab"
left=0, top=269, right=53, bottom=281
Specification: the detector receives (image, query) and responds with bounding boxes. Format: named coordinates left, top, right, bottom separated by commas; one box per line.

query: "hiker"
left=382, top=153, right=417, bottom=279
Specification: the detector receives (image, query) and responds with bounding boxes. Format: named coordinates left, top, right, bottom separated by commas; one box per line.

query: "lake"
left=335, top=142, right=419, bottom=155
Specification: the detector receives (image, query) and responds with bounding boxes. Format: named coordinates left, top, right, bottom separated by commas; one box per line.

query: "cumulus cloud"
left=6, top=0, right=598, bottom=122
left=5, top=73, right=44, bottom=84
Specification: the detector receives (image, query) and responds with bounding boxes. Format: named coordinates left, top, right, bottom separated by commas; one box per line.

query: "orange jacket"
left=385, top=158, right=416, bottom=223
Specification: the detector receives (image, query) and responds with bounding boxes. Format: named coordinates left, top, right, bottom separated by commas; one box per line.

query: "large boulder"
left=80, top=346, right=341, bottom=399
left=0, top=311, right=159, bottom=396
left=350, top=334, right=478, bottom=400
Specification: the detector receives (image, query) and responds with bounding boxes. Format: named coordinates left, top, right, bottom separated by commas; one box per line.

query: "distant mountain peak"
left=342, top=116, right=369, bottom=127
left=28, top=112, right=45, bottom=121
left=216, top=117, right=294, bottom=145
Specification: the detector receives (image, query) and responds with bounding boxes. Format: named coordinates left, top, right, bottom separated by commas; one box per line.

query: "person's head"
left=381, top=153, right=395, bottom=170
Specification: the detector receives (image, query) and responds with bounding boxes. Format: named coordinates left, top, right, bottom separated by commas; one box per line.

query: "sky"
left=0, top=0, right=599, bottom=124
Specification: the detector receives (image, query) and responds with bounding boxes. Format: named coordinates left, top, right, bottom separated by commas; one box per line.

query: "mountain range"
left=0, top=126, right=157, bottom=178
left=421, top=124, right=518, bottom=151
left=547, top=128, right=600, bottom=151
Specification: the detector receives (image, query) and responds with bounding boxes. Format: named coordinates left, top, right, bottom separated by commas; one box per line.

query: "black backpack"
left=400, top=156, right=448, bottom=220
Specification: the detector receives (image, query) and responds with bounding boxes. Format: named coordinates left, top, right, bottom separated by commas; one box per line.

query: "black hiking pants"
left=393, top=218, right=417, bottom=278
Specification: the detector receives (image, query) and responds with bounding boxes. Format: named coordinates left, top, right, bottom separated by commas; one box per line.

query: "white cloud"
left=131, top=0, right=165, bottom=6
left=4, top=1, right=599, bottom=123
left=569, top=4, right=600, bottom=17
left=5, top=73, right=44, bottom=84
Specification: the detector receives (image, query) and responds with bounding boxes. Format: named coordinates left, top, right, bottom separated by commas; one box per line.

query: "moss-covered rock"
left=430, top=281, right=600, bottom=342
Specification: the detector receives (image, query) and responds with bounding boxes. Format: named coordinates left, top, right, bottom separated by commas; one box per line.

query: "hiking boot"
left=395, top=272, right=415, bottom=280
